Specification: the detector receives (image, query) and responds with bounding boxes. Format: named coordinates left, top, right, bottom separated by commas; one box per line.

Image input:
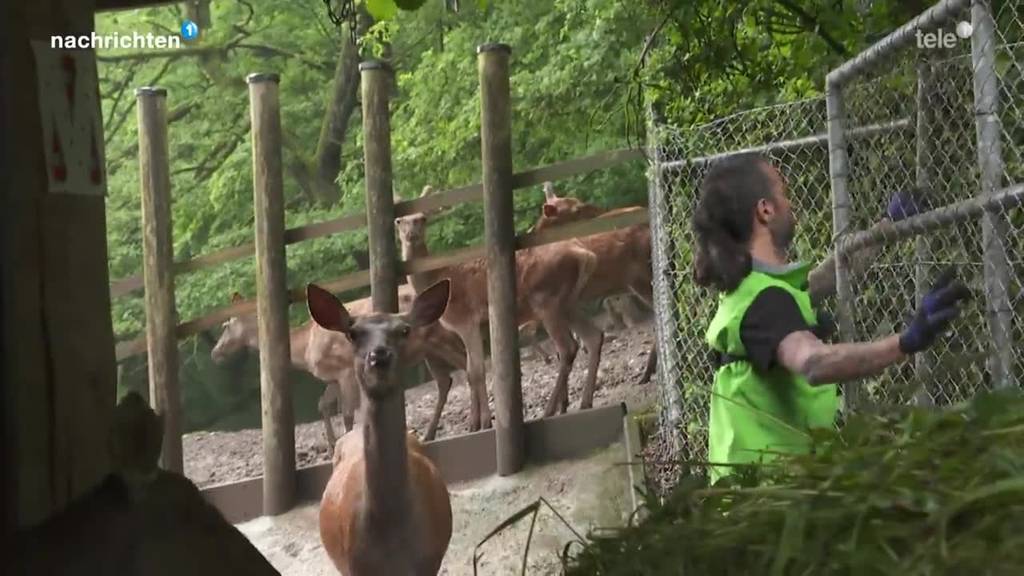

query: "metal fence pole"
left=913, top=57, right=936, bottom=406
left=825, top=79, right=863, bottom=413
left=136, top=86, right=183, bottom=474
left=247, top=72, right=296, bottom=516
left=970, top=0, right=1016, bottom=390
left=646, top=116, right=683, bottom=452
left=477, top=43, right=524, bottom=476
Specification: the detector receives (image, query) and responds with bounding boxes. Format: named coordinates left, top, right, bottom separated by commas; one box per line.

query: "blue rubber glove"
left=899, top=267, right=971, bottom=355
left=812, top=308, right=836, bottom=341
left=886, top=188, right=922, bottom=222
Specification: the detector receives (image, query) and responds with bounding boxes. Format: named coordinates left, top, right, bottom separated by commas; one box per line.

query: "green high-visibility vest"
left=705, top=261, right=839, bottom=484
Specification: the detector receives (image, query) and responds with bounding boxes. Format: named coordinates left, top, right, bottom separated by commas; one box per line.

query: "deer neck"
left=288, top=324, right=312, bottom=370
left=401, top=238, right=442, bottom=294
left=361, top=388, right=412, bottom=527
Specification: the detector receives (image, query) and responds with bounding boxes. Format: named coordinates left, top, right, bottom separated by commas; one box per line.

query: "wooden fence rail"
left=109, top=147, right=645, bottom=299
left=114, top=207, right=649, bottom=361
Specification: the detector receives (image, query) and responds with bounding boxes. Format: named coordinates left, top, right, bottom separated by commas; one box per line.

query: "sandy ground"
left=183, top=323, right=658, bottom=489
left=236, top=441, right=636, bottom=575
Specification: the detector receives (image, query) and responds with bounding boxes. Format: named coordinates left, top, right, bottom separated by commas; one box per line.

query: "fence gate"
left=647, top=0, right=1023, bottom=474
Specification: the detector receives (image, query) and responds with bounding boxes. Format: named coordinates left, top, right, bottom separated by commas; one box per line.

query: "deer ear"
left=307, top=284, right=352, bottom=334
left=408, top=279, right=450, bottom=327
left=542, top=203, right=558, bottom=218
left=420, top=185, right=434, bottom=198
left=231, top=292, right=244, bottom=304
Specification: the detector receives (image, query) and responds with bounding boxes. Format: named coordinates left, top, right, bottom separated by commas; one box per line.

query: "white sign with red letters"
left=31, top=41, right=107, bottom=196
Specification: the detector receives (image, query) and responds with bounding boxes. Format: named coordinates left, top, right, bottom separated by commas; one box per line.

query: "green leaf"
left=394, top=0, right=427, bottom=10
left=366, top=0, right=398, bottom=21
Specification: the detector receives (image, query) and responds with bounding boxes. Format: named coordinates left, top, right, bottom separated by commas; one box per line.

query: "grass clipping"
left=563, top=390, right=1024, bottom=575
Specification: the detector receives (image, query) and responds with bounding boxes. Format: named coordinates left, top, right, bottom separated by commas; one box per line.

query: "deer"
left=533, top=181, right=659, bottom=385
left=395, top=185, right=605, bottom=426
left=211, top=285, right=467, bottom=448
left=308, top=279, right=453, bottom=576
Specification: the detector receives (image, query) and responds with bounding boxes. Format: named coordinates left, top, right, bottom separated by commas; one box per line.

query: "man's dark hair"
left=691, top=152, right=777, bottom=292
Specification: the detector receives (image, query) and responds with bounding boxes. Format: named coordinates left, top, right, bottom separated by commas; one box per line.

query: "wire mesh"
left=648, top=98, right=834, bottom=473
left=832, top=0, right=1022, bottom=409
left=647, top=0, right=1023, bottom=487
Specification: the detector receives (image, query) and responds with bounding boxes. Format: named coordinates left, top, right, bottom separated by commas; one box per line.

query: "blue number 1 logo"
left=181, top=19, right=199, bottom=41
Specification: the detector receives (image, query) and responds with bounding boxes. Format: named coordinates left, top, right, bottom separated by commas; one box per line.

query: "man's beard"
left=770, top=214, right=796, bottom=259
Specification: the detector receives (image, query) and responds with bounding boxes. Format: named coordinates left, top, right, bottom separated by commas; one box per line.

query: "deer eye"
left=399, top=325, right=411, bottom=338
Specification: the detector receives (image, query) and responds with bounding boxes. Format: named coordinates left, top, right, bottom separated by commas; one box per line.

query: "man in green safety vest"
left=691, top=153, right=971, bottom=484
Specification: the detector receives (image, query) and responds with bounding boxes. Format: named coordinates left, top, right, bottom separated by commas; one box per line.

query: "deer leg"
left=318, top=384, right=339, bottom=456
left=630, top=285, right=658, bottom=385
left=338, top=371, right=359, bottom=433
left=570, top=312, right=605, bottom=411
left=639, top=346, right=658, bottom=385
left=459, top=326, right=490, bottom=431
left=423, top=357, right=454, bottom=442
left=541, top=313, right=579, bottom=418
left=532, top=341, right=553, bottom=364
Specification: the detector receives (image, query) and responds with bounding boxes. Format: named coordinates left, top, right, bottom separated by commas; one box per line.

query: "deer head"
left=306, top=280, right=451, bottom=399
left=211, top=292, right=258, bottom=363
left=395, top=185, right=438, bottom=246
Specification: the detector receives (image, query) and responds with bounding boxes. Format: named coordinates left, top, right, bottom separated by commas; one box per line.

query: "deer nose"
left=367, top=347, right=393, bottom=368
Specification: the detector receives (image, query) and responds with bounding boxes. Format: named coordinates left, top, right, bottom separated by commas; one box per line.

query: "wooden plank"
left=137, top=86, right=183, bottom=474
left=511, top=148, right=645, bottom=189
left=478, top=43, right=525, bottom=477
left=108, top=147, right=644, bottom=298
left=7, top=0, right=117, bottom=527
left=247, top=72, right=295, bottom=515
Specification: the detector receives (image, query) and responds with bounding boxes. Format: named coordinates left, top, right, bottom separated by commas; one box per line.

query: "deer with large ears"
left=535, top=181, right=658, bottom=384
left=211, top=287, right=467, bottom=449
left=309, top=280, right=453, bottom=576
left=396, top=185, right=606, bottom=425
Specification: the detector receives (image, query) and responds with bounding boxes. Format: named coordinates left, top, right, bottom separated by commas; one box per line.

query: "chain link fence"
left=646, top=0, right=1023, bottom=492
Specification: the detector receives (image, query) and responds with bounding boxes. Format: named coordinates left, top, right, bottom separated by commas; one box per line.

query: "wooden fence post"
left=478, top=43, right=524, bottom=476
left=360, top=60, right=400, bottom=314
left=246, top=72, right=295, bottom=515
left=136, top=86, right=182, bottom=474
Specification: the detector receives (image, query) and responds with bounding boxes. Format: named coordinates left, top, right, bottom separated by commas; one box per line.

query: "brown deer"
left=534, top=181, right=658, bottom=384
left=396, top=186, right=605, bottom=425
left=211, top=286, right=467, bottom=448
left=309, top=280, right=453, bottom=576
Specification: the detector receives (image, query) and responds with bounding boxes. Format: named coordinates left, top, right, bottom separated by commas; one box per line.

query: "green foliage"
left=97, top=0, right=934, bottom=432
left=564, top=389, right=1024, bottom=575
left=366, top=0, right=398, bottom=21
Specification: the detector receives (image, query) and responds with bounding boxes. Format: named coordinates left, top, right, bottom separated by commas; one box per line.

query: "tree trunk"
left=307, top=8, right=373, bottom=206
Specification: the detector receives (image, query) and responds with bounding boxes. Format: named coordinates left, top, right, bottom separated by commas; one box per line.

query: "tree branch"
left=772, top=0, right=850, bottom=57
left=103, top=60, right=143, bottom=145
left=105, top=57, right=174, bottom=143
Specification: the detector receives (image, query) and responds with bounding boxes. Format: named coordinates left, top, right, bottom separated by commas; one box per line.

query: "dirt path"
left=184, top=323, right=658, bottom=489
left=236, top=441, right=636, bottom=575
